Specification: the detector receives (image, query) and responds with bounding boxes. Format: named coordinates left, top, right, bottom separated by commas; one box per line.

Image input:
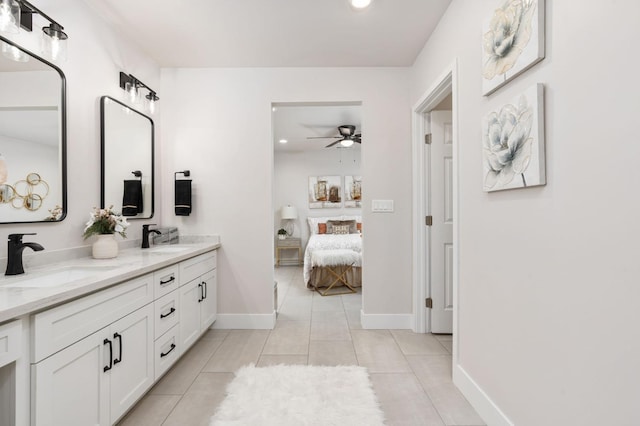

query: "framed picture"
left=482, top=0, right=545, bottom=96
left=308, top=175, right=341, bottom=208
left=344, top=175, right=362, bottom=208
left=482, top=83, right=545, bottom=192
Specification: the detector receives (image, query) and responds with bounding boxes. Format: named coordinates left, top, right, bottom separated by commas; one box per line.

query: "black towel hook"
left=174, top=170, right=190, bottom=180
left=131, top=170, right=142, bottom=180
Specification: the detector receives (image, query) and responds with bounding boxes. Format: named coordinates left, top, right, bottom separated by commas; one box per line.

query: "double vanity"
left=0, top=239, right=220, bottom=426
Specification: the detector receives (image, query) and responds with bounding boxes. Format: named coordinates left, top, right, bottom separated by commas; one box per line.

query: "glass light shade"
left=2, top=41, right=28, bottom=62
left=340, top=139, right=354, bottom=147
left=42, top=24, right=68, bottom=62
left=145, top=93, right=159, bottom=115
left=281, top=205, right=298, bottom=220
left=0, top=0, right=20, bottom=35
left=125, top=81, right=140, bottom=104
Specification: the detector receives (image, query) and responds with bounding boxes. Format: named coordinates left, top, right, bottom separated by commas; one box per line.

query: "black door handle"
left=202, top=281, right=207, bottom=299
left=113, top=332, right=123, bottom=365
left=197, top=283, right=203, bottom=302
left=160, top=343, right=176, bottom=358
left=103, top=338, right=113, bottom=372
left=160, top=307, right=176, bottom=319
left=160, top=276, right=175, bottom=285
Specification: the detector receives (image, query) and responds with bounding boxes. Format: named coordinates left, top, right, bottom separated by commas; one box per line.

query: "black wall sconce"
left=0, top=0, right=68, bottom=62
left=119, top=72, right=159, bottom=115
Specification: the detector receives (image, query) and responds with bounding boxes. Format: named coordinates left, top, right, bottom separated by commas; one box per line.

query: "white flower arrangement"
left=83, top=206, right=129, bottom=239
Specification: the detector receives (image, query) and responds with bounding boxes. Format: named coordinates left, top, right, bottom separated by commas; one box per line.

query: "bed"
left=303, top=216, right=362, bottom=290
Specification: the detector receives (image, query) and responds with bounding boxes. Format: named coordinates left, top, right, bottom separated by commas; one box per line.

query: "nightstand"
left=275, top=237, right=302, bottom=267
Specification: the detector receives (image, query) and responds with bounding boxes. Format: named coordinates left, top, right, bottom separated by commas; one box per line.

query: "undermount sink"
left=148, top=246, right=190, bottom=254
left=2, top=266, right=117, bottom=289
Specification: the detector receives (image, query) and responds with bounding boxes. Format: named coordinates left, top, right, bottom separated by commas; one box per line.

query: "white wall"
left=0, top=0, right=160, bottom=259
left=160, top=68, right=412, bottom=319
left=274, top=148, right=361, bottom=262
left=411, top=1, right=640, bottom=424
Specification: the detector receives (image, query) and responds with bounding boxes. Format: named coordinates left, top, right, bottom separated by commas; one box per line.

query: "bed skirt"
left=307, top=266, right=362, bottom=290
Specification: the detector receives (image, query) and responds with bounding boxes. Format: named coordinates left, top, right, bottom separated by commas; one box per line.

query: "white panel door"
left=180, top=278, right=202, bottom=350
left=32, top=329, right=110, bottom=426
left=109, top=303, right=154, bottom=423
left=200, top=270, right=217, bottom=331
left=430, top=110, right=454, bottom=333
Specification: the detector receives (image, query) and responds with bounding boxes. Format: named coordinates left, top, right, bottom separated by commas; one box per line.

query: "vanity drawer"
left=179, top=251, right=216, bottom=285
left=0, top=319, right=22, bottom=368
left=154, top=290, right=179, bottom=339
left=154, top=265, right=179, bottom=299
left=32, top=273, right=154, bottom=363
left=154, top=324, right=180, bottom=380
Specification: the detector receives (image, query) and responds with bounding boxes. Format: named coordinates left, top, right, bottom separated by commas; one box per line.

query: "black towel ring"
left=174, top=170, right=190, bottom=180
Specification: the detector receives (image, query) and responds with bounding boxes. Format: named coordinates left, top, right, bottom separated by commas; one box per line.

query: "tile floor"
left=117, top=266, right=484, bottom=426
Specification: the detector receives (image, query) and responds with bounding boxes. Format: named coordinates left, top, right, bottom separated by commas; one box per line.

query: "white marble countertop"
left=0, top=239, right=220, bottom=324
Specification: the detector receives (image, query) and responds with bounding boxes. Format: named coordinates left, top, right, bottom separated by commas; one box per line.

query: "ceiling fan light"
left=279, top=139, right=288, bottom=144
left=340, top=139, right=354, bottom=147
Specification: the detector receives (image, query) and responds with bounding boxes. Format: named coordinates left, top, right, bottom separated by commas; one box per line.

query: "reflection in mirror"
left=0, top=35, right=66, bottom=223
left=101, top=96, right=154, bottom=219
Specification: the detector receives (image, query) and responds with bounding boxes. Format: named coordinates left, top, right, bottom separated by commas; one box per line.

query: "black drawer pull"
left=197, top=283, right=203, bottom=302
left=160, top=343, right=176, bottom=358
left=202, top=281, right=207, bottom=299
left=103, top=339, right=113, bottom=372
left=113, top=332, right=123, bottom=365
left=160, top=307, right=176, bottom=319
left=160, top=276, right=175, bottom=286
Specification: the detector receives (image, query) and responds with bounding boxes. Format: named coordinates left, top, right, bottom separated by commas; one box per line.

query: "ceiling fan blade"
left=353, top=138, right=361, bottom=143
left=325, top=140, right=342, bottom=148
left=307, top=136, right=341, bottom=139
left=354, top=133, right=361, bottom=138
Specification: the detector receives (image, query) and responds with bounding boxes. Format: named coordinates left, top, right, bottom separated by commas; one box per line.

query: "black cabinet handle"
left=202, top=281, right=207, bottom=299
left=160, top=343, right=176, bottom=358
left=103, top=338, right=113, bottom=372
left=197, top=283, right=203, bottom=302
left=113, top=332, right=122, bottom=365
left=160, top=307, right=176, bottom=319
left=160, top=276, right=175, bottom=286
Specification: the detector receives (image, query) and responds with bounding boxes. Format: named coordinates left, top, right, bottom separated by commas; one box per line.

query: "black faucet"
left=141, top=224, right=161, bottom=249
left=5, top=233, right=45, bottom=276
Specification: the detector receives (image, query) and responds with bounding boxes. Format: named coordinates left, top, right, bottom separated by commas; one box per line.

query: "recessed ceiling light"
left=350, top=0, right=372, bottom=9
left=279, top=139, right=288, bottom=144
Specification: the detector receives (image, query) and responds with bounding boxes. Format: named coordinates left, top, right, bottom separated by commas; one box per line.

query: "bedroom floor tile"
left=123, top=267, right=482, bottom=426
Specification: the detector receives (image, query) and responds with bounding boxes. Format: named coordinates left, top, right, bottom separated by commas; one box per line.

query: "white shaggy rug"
left=210, top=364, right=385, bottom=426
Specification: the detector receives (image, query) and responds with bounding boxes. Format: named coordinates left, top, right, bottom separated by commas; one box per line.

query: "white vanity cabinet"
left=179, top=252, right=217, bottom=351
left=31, top=275, right=155, bottom=426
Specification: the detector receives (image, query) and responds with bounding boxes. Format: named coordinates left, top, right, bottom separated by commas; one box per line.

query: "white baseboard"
left=453, top=363, right=513, bottom=426
left=211, top=312, right=276, bottom=330
left=360, top=310, right=413, bottom=329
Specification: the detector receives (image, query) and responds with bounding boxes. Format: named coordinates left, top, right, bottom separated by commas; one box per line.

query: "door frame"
left=411, top=60, right=459, bottom=347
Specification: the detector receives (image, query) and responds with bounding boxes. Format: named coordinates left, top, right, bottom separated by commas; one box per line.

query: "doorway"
left=412, top=62, right=459, bottom=354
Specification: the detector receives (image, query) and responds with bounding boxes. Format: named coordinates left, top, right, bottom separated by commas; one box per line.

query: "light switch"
left=372, top=200, right=394, bottom=212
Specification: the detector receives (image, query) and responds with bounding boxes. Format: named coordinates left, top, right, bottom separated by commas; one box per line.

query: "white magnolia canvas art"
left=482, top=0, right=545, bottom=96
left=308, top=175, right=342, bottom=209
left=482, top=83, right=545, bottom=192
left=344, top=175, right=361, bottom=208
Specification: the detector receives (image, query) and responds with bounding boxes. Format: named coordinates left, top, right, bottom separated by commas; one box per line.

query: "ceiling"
left=84, top=0, right=452, bottom=68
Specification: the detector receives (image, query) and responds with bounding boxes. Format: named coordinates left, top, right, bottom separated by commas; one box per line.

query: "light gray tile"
left=257, top=354, right=308, bottom=367
left=346, top=308, right=363, bottom=330
left=277, top=295, right=313, bottom=321
left=116, top=394, right=180, bottom=426
left=310, top=310, right=352, bottom=341
left=162, top=373, right=234, bottom=426
left=370, top=373, right=445, bottom=426
left=150, top=335, right=225, bottom=395
left=390, top=330, right=450, bottom=355
left=341, top=292, right=363, bottom=309
left=407, top=355, right=485, bottom=425
left=351, top=330, right=412, bottom=373
left=312, top=293, right=345, bottom=311
left=202, top=330, right=269, bottom=373
left=262, top=320, right=310, bottom=355
left=308, top=340, right=358, bottom=366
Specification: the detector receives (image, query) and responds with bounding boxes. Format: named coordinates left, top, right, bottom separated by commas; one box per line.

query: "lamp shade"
left=281, top=205, right=298, bottom=220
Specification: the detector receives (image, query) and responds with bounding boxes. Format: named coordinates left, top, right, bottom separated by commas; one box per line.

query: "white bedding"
left=303, top=234, right=362, bottom=285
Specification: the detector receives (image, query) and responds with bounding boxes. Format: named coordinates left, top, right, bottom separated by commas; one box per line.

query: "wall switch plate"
left=372, top=200, right=394, bottom=212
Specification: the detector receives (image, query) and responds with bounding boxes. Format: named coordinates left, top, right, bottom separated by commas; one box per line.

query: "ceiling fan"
left=307, top=125, right=361, bottom=148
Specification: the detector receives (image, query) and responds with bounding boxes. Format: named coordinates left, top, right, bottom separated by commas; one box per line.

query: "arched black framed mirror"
left=0, top=35, right=67, bottom=223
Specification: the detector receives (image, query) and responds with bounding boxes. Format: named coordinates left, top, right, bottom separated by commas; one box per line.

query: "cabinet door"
left=32, top=329, right=110, bottom=426
left=200, top=269, right=217, bottom=331
left=179, top=278, right=202, bottom=351
left=109, top=303, right=155, bottom=423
